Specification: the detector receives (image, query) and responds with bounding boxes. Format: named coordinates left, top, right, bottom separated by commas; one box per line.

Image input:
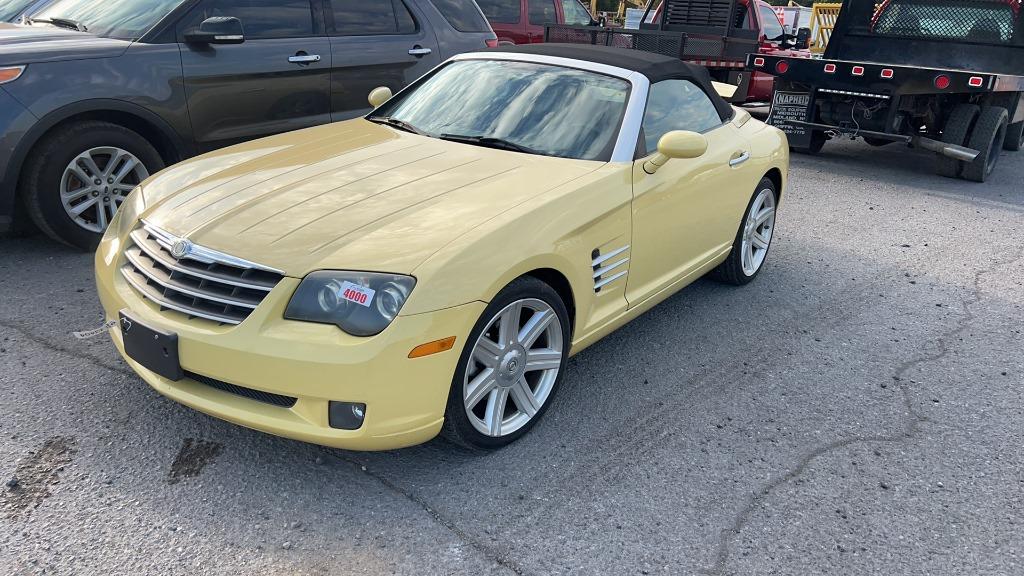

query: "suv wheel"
left=21, top=120, right=164, bottom=250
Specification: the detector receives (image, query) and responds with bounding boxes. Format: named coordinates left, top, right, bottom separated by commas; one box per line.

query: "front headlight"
left=284, top=271, right=416, bottom=336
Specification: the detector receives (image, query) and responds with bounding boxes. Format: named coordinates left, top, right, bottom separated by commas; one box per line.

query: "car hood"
left=139, top=120, right=603, bottom=277
left=0, top=23, right=130, bottom=65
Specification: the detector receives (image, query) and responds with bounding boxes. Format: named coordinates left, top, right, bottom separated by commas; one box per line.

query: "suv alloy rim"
left=464, top=298, right=563, bottom=437
left=60, top=146, right=149, bottom=233
left=741, top=187, right=776, bottom=276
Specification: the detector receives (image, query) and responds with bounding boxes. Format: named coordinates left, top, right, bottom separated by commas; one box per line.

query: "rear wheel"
left=1004, top=120, right=1024, bottom=152
left=442, top=277, right=570, bottom=450
left=962, top=106, right=1008, bottom=183
left=710, top=177, right=777, bottom=286
left=21, top=121, right=163, bottom=250
left=934, top=103, right=978, bottom=178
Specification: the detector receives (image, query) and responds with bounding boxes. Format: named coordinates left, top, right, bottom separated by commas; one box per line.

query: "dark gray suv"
left=0, top=0, right=495, bottom=249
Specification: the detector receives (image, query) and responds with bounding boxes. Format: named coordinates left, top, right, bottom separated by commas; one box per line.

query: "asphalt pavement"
left=2, top=138, right=1023, bottom=575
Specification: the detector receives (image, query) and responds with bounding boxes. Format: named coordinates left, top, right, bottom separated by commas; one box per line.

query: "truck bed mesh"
left=544, top=24, right=758, bottom=63
left=871, top=0, right=1017, bottom=44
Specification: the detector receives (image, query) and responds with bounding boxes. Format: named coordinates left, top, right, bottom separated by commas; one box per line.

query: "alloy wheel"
left=60, top=146, right=149, bottom=233
left=740, top=187, right=776, bottom=276
left=463, top=298, right=564, bottom=438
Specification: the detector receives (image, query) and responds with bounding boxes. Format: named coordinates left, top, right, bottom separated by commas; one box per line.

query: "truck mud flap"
left=766, top=91, right=814, bottom=149
left=725, top=70, right=752, bottom=104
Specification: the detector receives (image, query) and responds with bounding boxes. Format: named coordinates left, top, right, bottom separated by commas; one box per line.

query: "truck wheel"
left=962, top=106, right=1008, bottom=183
left=863, top=137, right=892, bottom=147
left=934, top=103, right=978, bottom=178
left=1004, top=121, right=1024, bottom=152
left=21, top=121, right=163, bottom=250
left=794, top=131, right=826, bottom=155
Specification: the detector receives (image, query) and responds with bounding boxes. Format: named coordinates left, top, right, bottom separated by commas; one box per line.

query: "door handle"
left=729, top=151, right=750, bottom=167
left=288, top=54, right=321, bottom=63
left=408, top=46, right=432, bottom=56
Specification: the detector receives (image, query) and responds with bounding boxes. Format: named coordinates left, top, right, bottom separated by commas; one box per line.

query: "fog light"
left=328, top=401, right=366, bottom=430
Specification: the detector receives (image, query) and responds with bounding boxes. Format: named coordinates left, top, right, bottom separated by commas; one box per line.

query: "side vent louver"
left=591, top=245, right=630, bottom=293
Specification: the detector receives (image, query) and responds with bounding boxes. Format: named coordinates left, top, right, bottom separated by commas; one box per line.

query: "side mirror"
left=367, top=86, right=392, bottom=108
left=184, top=16, right=245, bottom=45
left=643, top=130, right=707, bottom=174
left=796, top=27, right=812, bottom=50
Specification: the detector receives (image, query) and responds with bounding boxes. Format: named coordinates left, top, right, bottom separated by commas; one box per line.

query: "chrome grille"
left=120, top=222, right=283, bottom=325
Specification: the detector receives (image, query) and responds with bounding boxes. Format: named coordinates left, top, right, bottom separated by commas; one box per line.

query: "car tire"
left=934, top=103, right=978, bottom=179
left=1004, top=120, right=1024, bottom=152
left=962, top=106, right=1008, bottom=183
left=442, top=276, right=570, bottom=450
left=709, top=177, right=778, bottom=286
left=21, top=120, right=164, bottom=250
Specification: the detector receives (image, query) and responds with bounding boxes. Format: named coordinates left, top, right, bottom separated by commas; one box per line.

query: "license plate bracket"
left=119, top=310, right=182, bottom=381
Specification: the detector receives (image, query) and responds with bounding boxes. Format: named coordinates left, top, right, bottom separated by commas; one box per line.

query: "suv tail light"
left=485, top=38, right=498, bottom=48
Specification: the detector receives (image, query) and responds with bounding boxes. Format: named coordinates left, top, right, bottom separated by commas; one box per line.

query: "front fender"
left=403, top=164, right=634, bottom=343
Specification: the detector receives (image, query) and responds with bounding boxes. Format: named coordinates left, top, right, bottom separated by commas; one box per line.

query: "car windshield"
left=375, top=59, right=631, bottom=162
left=0, top=0, right=36, bottom=21
left=29, top=0, right=182, bottom=39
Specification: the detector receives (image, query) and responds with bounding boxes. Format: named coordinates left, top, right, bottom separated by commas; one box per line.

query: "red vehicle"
left=477, top=0, right=597, bottom=45
left=545, top=0, right=813, bottom=103
left=728, top=0, right=813, bottom=101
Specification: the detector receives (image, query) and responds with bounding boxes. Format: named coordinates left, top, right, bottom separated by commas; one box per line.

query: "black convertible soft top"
left=482, top=43, right=734, bottom=120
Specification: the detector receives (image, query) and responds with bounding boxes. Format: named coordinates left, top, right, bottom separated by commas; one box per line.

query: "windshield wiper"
left=28, top=17, right=88, bottom=32
left=438, top=134, right=538, bottom=154
left=366, top=115, right=426, bottom=136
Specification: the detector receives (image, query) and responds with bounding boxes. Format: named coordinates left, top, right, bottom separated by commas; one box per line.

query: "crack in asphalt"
left=0, top=319, right=134, bottom=378
left=323, top=449, right=528, bottom=576
left=702, top=247, right=1024, bottom=576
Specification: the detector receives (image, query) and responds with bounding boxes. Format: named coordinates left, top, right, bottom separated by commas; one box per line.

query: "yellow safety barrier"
left=810, top=3, right=843, bottom=54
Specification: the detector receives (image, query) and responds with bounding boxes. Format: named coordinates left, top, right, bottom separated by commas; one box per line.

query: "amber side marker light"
left=0, top=66, right=25, bottom=84
left=409, top=336, right=456, bottom=358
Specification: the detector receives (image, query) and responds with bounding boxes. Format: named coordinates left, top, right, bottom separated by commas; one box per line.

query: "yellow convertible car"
left=95, top=44, right=788, bottom=451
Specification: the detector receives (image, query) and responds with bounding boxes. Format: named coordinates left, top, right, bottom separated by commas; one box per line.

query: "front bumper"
left=95, top=236, right=484, bottom=451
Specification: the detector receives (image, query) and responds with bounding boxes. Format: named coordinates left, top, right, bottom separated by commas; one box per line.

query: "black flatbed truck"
left=747, top=0, right=1024, bottom=182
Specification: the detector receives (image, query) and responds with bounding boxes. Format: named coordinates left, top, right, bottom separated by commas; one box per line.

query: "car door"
left=525, top=0, right=557, bottom=42
left=177, top=0, right=332, bottom=151
left=625, top=79, right=755, bottom=305
left=326, top=0, right=440, bottom=121
left=477, top=0, right=525, bottom=44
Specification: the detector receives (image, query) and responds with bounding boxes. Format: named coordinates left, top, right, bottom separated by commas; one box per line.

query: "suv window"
left=477, top=0, right=519, bottom=24
left=180, top=0, right=315, bottom=40
left=528, top=0, right=556, bottom=26
left=332, top=0, right=416, bottom=35
left=560, top=0, right=591, bottom=25
left=429, top=0, right=491, bottom=32
left=640, top=79, right=722, bottom=155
